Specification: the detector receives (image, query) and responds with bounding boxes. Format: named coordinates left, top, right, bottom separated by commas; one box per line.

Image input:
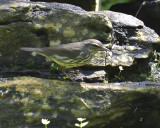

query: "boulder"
left=0, top=2, right=160, bottom=128
left=0, top=1, right=112, bottom=66
left=0, top=1, right=160, bottom=81
left=110, top=0, right=160, bottom=36
left=31, top=0, right=100, bottom=11
left=0, top=77, right=160, bottom=128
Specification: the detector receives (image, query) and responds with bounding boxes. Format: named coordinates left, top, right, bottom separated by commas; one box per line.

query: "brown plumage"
left=20, top=39, right=110, bottom=69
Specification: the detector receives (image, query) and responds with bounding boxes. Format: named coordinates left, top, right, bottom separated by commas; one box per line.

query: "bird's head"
left=85, top=39, right=110, bottom=53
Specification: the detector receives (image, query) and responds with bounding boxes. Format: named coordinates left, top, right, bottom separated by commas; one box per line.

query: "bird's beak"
left=101, top=45, right=110, bottom=51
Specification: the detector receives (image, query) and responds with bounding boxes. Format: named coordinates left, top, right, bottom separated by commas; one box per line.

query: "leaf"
left=81, top=122, right=89, bottom=127
left=75, top=123, right=80, bottom=127
left=140, top=73, right=147, bottom=78
left=157, top=52, right=160, bottom=56
left=31, top=51, right=37, bottom=56
left=77, top=118, right=86, bottom=122
left=152, top=65, right=157, bottom=70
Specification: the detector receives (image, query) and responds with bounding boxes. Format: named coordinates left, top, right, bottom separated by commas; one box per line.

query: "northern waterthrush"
left=20, top=39, right=110, bottom=71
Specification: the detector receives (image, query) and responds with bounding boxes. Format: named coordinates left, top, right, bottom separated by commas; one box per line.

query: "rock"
left=100, top=11, right=160, bottom=66
left=0, top=1, right=112, bottom=66
left=0, top=1, right=159, bottom=68
left=0, top=1, right=160, bottom=82
left=0, top=2, right=160, bottom=127
left=110, top=0, right=160, bottom=36
left=0, top=76, right=160, bottom=128
left=31, top=0, right=100, bottom=11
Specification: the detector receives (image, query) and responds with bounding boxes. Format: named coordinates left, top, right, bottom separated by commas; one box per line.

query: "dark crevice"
left=0, top=20, right=32, bottom=26
left=113, top=25, right=143, bottom=29
left=106, top=57, right=152, bottom=82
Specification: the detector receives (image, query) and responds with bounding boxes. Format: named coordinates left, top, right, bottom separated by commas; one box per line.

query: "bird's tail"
left=20, top=47, right=43, bottom=52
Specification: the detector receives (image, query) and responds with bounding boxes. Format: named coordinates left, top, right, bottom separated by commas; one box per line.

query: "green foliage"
left=139, top=117, right=143, bottom=122
left=114, top=66, right=125, bottom=81
left=50, top=63, right=59, bottom=71
left=140, top=51, right=160, bottom=81
left=41, top=118, right=88, bottom=128
left=101, top=0, right=136, bottom=10
left=9, top=64, right=15, bottom=68
left=139, top=73, right=149, bottom=80
left=75, top=118, right=89, bottom=128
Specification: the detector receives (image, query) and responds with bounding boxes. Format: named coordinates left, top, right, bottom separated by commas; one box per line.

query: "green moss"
left=49, top=40, right=61, bottom=46
left=34, top=24, right=42, bottom=29
left=63, top=27, right=76, bottom=37
left=45, top=23, right=62, bottom=32
left=82, top=29, right=88, bottom=35
left=61, top=19, right=67, bottom=23
left=154, top=38, right=160, bottom=44
left=89, top=32, right=96, bottom=38
left=136, top=31, right=146, bottom=42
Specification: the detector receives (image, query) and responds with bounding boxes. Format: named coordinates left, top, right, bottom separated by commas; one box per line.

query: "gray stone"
left=89, top=11, right=160, bottom=66
left=0, top=1, right=160, bottom=82
left=0, top=1, right=112, bottom=66
left=31, top=0, right=99, bottom=11
left=0, top=77, right=160, bottom=128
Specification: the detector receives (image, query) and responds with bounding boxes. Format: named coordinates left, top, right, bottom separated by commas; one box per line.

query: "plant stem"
left=80, top=121, right=82, bottom=128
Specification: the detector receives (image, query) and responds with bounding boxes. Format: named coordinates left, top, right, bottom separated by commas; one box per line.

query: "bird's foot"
left=63, top=69, right=85, bottom=82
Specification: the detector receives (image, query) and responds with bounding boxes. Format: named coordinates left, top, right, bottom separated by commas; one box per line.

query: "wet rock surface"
left=0, top=1, right=159, bottom=68
left=0, top=1, right=112, bottom=67
left=0, top=77, right=160, bottom=128
left=31, top=0, right=98, bottom=11
left=0, top=1, right=160, bottom=128
left=0, top=1, right=160, bottom=81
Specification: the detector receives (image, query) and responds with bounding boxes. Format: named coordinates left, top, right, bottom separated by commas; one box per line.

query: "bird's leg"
left=72, top=69, right=85, bottom=77
left=61, top=67, right=84, bottom=81
left=60, top=67, right=75, bottom=81
left=67, top=69, right=85, bottom=81
left=60, top=67, right=69, bottom=77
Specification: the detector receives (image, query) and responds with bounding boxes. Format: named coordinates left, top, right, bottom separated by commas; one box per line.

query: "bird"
left=20, top=39, right=110, bottom=72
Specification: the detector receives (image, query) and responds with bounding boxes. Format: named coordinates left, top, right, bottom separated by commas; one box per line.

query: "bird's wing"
left=42, top=42, right=84, bottom=59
